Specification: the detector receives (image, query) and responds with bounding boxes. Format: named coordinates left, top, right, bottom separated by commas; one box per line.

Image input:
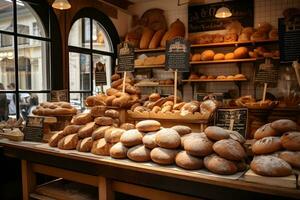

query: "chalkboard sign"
left=23, top=116, right=44, bottom=142
left=95, top=61, right=107, bottom=85
left=51, top=90, right=68, bottom=102
left=214, top=108, right=248, bottom=137
left=117, top=42, right=134, bottom=72
left=188, top=0, right=254, bottom=33
left=165, top=37, right=190, bottom=72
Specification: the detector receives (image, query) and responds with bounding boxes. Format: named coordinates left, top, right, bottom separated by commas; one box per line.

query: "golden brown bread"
left=254, top=123, right=279, bottom=140
left=49, top=131, right=64, bottom=147
left=150, top=147, right=178, bottom=165
left=58, top=134, right=78, bottom=150
left=281, top=131, right=300, bottom=151
left=110, top=142, right=128, bottom=159
left=120, top=129, right=144, bottom=147
left=127, top=145, right=151, bottom=162
left=252, top=136, right=282, bottom=155
left=76, top=137, right=93, bottom=152
left=278, top=151, right=300, bottom=168
left=92, top=126, right=111, bottom=140
left=160, top=19, right=185, bottom=47
left=62, top=125, right=82, bottom=136
left=149, top=93, right=161, bottom=102
left=91, top=138, right=112, bottom=156
left=120, top=123, right=135, bottom=130
left=155, top=128, right=181, bottom=149
left=270, top=119, right=299, bottom=134
left=104, top=109, right=120, bottom=118
left=191, top=53, right=201, bottom=61
left=90, top=106, right=106, bottom=118
left=78, top=122, right=97, bottom=139
left=105, top=95, right=116, bottom=106
left=111, top=73, right=121, bottom=81
left=213, top=53, right=225, bottom=60
left=171, top=125, right=192, bottom=136
left=204, top=126, right=230, bottom=141
left=233, top=47, right=249, bottom=59
left=140, top=27, right=155, bottom=49
left=148, top=29, right=165, bottom=49
left=72, top=113, right=93, bottom=125
left=136, top=120, right=161, bottom=132
left=94, top=117, right=114, bottom=126
left=175, top=151, right=204, bottom=170
left=204, top=154, right=238, bottom=175
left=184, top=134, right=213, bottom=157
left=200, top=50, right=215, bottom=61
left=104, top=128, right=125, bottom=144
left=142, top=132, right=158, bottom=149
left=213, top=139, right=246, bottom=161
left=224, top=53, right=235, bottom=60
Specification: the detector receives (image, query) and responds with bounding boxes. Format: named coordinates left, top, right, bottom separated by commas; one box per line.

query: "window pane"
left=93, top=54, right=112, bottom=93
left=17, top=1, right=46, bottom=37
left=0, top=0, right=13, bottom=32
left=68, top=18, right=90, bottom=48
left=18, top=37, right=50, bottom=90
left=0, top=34, right=15, bottom=91
left=92, top=20, right=112, bottom=52
left=69, top=52, right=91, bottom=91
left=70, top=92, right=90, bottom=111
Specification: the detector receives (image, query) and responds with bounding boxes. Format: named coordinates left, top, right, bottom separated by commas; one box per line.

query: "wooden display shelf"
left=134, top=84, right=174, bottom=87
left=190, top=39, right=278, bottom=48
left=190, top=57, right=279, bottom=65
left=134, top=64, right=165, bottom=69
left=134, top=47, right=166, bottom=53
left=182, top=78, right=248, bottom=82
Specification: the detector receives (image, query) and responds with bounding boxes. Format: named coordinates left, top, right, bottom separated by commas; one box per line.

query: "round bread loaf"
left=175, top=151, right=204, bottom=170
left=204, top=154, right=238, bottom=175
left=92, top=126, right=111, bottom=140
left=278, top=151, right=300, bottom=168
left=213, top=139, right=246, bottom=161
left=213, top=53, right=225, bottom=60
left=171, top=125, right=192, bottom=136
left=104, top=128, right=125, bottom=144
left=136, top=120, right=161, bottom=132
left=120, top=123, right=135, bottom=130
left=149, top=93, right=161, bottom=102
left=76, top=137, right=93, bottom=152
left=270, top=119, right=299, bottom=134
left=72, top=113, right=93, bottom=125
left=90, top=106, right=106, bottom=118
left=250, top=155, right=292, bottom=177
left=224, top=52, right=235, bottom=60
left=111, top=73, right=120, bottom=81
left=62, top=125, right=82, bottom=136
left=228, top=131, right=246, bottom=144
left=150, top=147, right=178, bottom=165
left=252, top=136, right=282, bottom=155
left=49, top=131, right=64, bottom=147
left=110, top=142, right=128, bottom=159
left=184, top=135, right=213, bottom=157
left=200, top=50, right=215, bottom=61
left=104, top=109, right=120, bottom=118
left=181, top=132, right=206, bottom=148
left=233, top=47, right=249, bottom=59
left=120, top=129, right=144, bottom=147
left=78, top=122, right=97, bottom=139
left=155, top=128, right=181, bottom=149
left=281, top=131, right=300, bottom=151
left=127, top=145, right=151, bottom=162
left=204, top=126, right=230, bottom=141
left=91, top=138, right=112, bottom=156
left=142, top=132, right=158, bottom=149
left=94, top=116, right=114, bottom=126
left=254, top=123, right=279, bottom=140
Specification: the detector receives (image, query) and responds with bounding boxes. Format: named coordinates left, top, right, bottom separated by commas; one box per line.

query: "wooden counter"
left=0, top=139, right=299, bottom=200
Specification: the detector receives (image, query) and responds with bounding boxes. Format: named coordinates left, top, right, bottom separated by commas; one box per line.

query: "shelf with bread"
left=134, top=64, right=165, bottom=69
left=182, top=78, right=248, bottom=82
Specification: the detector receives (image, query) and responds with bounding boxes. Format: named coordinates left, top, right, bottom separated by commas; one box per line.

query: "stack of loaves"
left=32, top=101, right=77, bottom=116
left=85, top=73, right=140, bottom=108
left=251, top=119, right=300, bottom=177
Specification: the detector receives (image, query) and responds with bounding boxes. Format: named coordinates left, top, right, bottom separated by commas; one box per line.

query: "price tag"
left=165, top=37, right=190, bottom=72
left=23, top=116, right=44, bottom=142
left=117, top=42, right=134, bottom=72
left=51, top=90, right=68, bottom=102
left=214, top=108, right=248, bottom=137
left=95, top=61, right=107, bottom=85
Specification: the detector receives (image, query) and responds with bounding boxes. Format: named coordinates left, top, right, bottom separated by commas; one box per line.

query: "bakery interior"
left=0, top=0, right=300, bottom=199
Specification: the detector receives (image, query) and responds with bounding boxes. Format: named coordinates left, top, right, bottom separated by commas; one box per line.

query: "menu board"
left=51, top=90, right=68, bottom=102
left=95, top=61, right=107, bottom=85
left=23, top=116, right=44, bottom=142
left=214, top=108, right=248, bottom=137
left=117, top=42, right=134, bottom=72
left=188, top=0, right=254, bottom=33
left=165, top=37, right=190, bottom=72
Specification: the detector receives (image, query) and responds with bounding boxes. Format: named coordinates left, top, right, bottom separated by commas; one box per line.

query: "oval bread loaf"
left=175, top=151, right=204, bottom=170
left=281, top=131, right=300, bottom=151
left=76, top=137, right=93, bottom=152
left=120, top=129, right=144, bottom=147
left=254, top=123, right=279, bottom=140
left=104, top=109, right=120, bottom=118
left=72, top=113, right=93, bottom=125
left=104, top=128, right=125, bottom=144
left=140, top=27, right=155, bottom=49
left=155, top=128, right=181, bottom=149
left=213, top=139, right=246, bottom=161
left=142, top=132, right=158, bottom=149
left=92, top=126, right=111, bottom=140
left=110, top=142, right=128, bottom=159
left=150, top=147, right=178, bottom=165
left=271, top=119, right=299, bottom=134
left=136, top=120, right=161, bottom=132
left=204, top=126, right=230, bottom=141
left=278, top=151, right=300, bottom=168
left=148, top=29, right=165, bottom=49
left=94, top=116, right=114, bottom=126
left=120, top=123, right=135, bottom=130
left=204, top=154, right=238, bottom=175
left=78, top=122, right=97, bottom=139
left=171, top=125, right=192, bottom=136
left=91, top=138, right=112, bottom=156
left=58, top=134, right=78, bottom=150
left=49, top=131, right=64, bottom=147
left=252, top=136, right=282, bottom=155
left=127, top=145, right=151, bottom=162
left=184, top=135, right=213, bottom=157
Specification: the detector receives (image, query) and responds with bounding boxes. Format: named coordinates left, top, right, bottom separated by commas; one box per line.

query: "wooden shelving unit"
left=182, top=78, right=248, bottom=82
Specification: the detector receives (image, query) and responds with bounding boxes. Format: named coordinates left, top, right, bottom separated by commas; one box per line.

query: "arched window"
left=0, top=0, right=58, bottom=120
left=68, top=9, right=119, bottom=109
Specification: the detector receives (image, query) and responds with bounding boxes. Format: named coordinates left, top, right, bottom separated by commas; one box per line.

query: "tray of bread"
left=32, top=102, right=77, bottom=116
left=235, top=95, right=278, bottom=110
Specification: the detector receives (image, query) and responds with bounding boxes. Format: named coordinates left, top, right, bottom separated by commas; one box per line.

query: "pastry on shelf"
left=189, top=73, right=199, bottom=80
left=235, top=95, right=278, bottom=109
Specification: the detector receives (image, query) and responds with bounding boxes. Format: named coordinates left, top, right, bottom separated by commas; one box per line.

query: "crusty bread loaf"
left=204, top=154, right=238, bottom=175
left=278, top=151, right=300, bottom=168
left=94, top=116, right=114, bottom=126
left=58, top=134, right=78, bottom=150
left=62, top=125, right=82, bottom=136
left=250, top=155, right=292, bottom=177
left=173, top=102, right=185, bottom=110
left=281, top=131, right=300, bottom=151
left=233, top=47, right=249, bottom=59
left=120, top=123, right=135, bottom=130
left=92, top=126, right=111, bottom=140
left=140, top=27, right=155, bottom=49
left=111, top=73, right=120, bottom=81
left=106, top=88, right=119, bottom=96
left=252, top=137, right=282, bottom=155
left=213, top=139, right=246, bottom=161
left=149, top=93, right=160, bottom=102
left=76, top=137, right=93, bottom=152
left=155, top=128, right=181, bottom=149
left=150, top=147, right=178, bottom=165
left=204, top=126, right=230, bottom=141
left=104, top=128, right=125, bottom=144
left=112, top=93, right=130, bottom=108
left=104, top=109, right=120, bottom=119
left=254, top=123, right=279, bottom=140
left=171, top=125, right=192, bottom=136
left=228, top=131, right=246, bottom=144
left=136, top=120, right=161, bottom=132
left=213, top=53, right=225, bottom=60
left=77, top=122, right=97, bottom=139
left=91, top=138, right=112, bottom=156
left=224, top=53, right=235, bottom=60
left=72, top=113, right=93, bottom=125
left=90, top=106, right=106, bottom=118
left=224, top=32, right=237, bottom=42
left=181, top=132, right=206, bottom=149
left=175, top=151, right=204, bottom=170
left=200, top=50, right=215, bottom=61
left=127, top=145, right=151, bottom=162
left=142, top=132, right=158, bottom=149
left=111, top=79, right=123, bottom=89
left=120, top=129, right=144, bottom=147
left=110, top=142, right=128, bottom=159
left=149, top=29, right=165, bottom=49
left=160, top=19, right=185, bottom=47
left=184, top=134, right=213, bottom=157
left=191, top=53, right=201, bottom=61
left=49, top=131, right=65, bottom=147
left=271, top=119, right=299, bottom=134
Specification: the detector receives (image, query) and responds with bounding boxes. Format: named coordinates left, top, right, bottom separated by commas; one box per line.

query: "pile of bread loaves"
left=251, top=119, right=300, bottom=177
left=32, top=102, right=77, bottom=116
left=134, top=54, right=165, bottom=66
left=85, top=74, right=140, bottom=108
left=235, top=95, right=277, bottom=109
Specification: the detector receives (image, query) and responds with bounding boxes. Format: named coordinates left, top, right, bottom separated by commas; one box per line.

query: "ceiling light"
left=215, top=6, right=232, bottom=18
left=52, top=0, right=71, bottom=10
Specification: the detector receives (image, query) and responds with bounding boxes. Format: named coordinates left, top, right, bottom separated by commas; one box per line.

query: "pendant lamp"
left=52, top=0, right=71, bottom=10
left=215, top=1, right=232, bottom=18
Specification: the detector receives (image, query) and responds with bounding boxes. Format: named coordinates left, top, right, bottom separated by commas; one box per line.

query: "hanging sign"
left=117, top=42, right=134, bottom=72
left=51, top=90, right=68, bottom=102
left=95, top=61, right=107, bottom=85
left=23, top=116, right=44, bottom=142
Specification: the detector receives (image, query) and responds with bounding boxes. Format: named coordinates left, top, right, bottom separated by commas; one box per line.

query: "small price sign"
left=23, top=116, right=44, bottom=142
left=117, top=42, right=134, bottom=72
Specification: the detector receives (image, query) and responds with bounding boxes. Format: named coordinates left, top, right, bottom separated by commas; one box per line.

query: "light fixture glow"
left=52, top=0, right=71, bottom=10
left=215, top=6, right=232, bottom=18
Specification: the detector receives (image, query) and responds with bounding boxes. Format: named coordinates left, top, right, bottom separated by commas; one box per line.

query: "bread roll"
left=120, top=123, right=135, bottom=130
left=62, top=125, right=82, bottom=136
left=233, top=47, right=249, bottom=59
left=153, top=54, right=165, bottom=65
left=104, top=109, right=120, bottom=118
left=92, top=126, right=111, bottom=140
left=94, top=116, right=114, bottom=126
left=171, top=125, right=192, bottom=136
left=212, top=34, right=223, bottom=43
left=254, top=123, right=279, bottom=140
left=213, top=53, right=225, bottom=60
left=184, top=134, right=213, bottom=157
left=127, top=145, right=151, bottom=162
left=149, top=93, right=160, bottom=102
left=278, top=151, right=300, bottom=168
left=175, top=151, right=204, bottom=170
left=180, top=102, right=199, bottom=116
left=250, top=155, right=292, bottom=177
left=204, top=126, right=230, bottom=141
left=148, top=29, right=165, bottom=49
left=76, top=137, right=93, bottom=152
left=136, top=120, right=161, bottom=132
left=216, top=75, right=226, bottom=80
left=58, top=134, right=78, bottom=150
left=49, top=131, right=64, bottom=147
left=104, top=128, right=125, bottom=143
left=155, top=128, right=181, bottom=149
left=224, top=53, right=235, bottom=60
left=173, top=102, right=185, bottom=110
left=111, top=73, right=120, bottom=81
left=110, top=142, right=128, bottom=159
left=213, top=139, right=246, bottom=161
left=228, top=131, right=246, bottom=144
left=78, top=122, right=97, bottom=139
left=151, top=106, right=161, bottom=113
left=150, top=147, right=178, bottom=165
left=90, top=106, right=106, bottom=118
left=181, top=132, right=206, bottom=148
left=204, top=154, right=238, bottom=175
left=281, top=131, right=300, bottom=151
left=251, top=31, right=268, bottom=41
left=257, top=22, right=272, bottom=33
left=200, top=50, right=215, bottom=61
left=271, top=119, right=299, bottom=134
left=191, top=53, right=201, bottom=61
left=224, top=32, right=237, bottom=42
left=91, top=138, right=112, bottom=156
left=120, top=129, right=144, bottom=147
left=140, top=27, right=155, bottom=49
left=238, top=33, right=250, bottom=42
left=252, top=136, right=282, bottom=155
left=111, top=79, right=123, bottom=88
left=72, top=113, right=93, bottom=125
left=112, top=93, right=130, bottom=108
left=142, top=132, right=158, bottom=149
left=106, top=88, right=119, bottom=96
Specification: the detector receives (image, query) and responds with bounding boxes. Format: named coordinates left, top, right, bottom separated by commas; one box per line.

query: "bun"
left=142, top=132, right=158, bottom=149
left=49, top=131, right=64, bottom=147
left=72, top=113, right=93, bottom=125
left=106, top=88, right=119, bottom=96
left=233, top=47, right=249, bottom=59
left=171, top=125, right=192, bottom=136
left=140, top=27, right=155, bottom=49
left=76, top=137, right=93, bottom=152
left=204, top=126, right=230, bottom=141
left=224, top=32, right=237, bottom=42
left=278, top=151, right=300, bottom=168
left=62, top=125, right=82, bottom=136
left=58, top=134, right=78, bottom=150
left=78, top=122, right=97, bottom=139
left=228, top=131, right=246, bottom=144
left=251, top=31, right=267, bottom=41
left=155, top=128, right=181, bottom=149
left=213, top=53, right=225, bottom=60
left=216, top=75, right=226, bottom=80
left=111, top=73, right=120, bottom=81
left=200, top=50, right=215, bottom=61
left=91, top=138, right=112, bottom=156
left=252, top=137, right=282, bottom=155
left=173, top=102, right=185, bottom=110
left=224, top=53, right=235, bottom=60
left=150, top=147, right=178, bottom=165
left=191, top=53, right=201, bottom=61
left=127, top=145, right=151, bottom=162
left=281, top=131, right=300, bottom=151
left=184, top=134, right=213, bottom=157
left=94, top=117, right=114, bottom=126
left=110, top=142, right=128, bottom=159
left=238, top=33, right=250, bottom=42
left=92, top=126, right=111, bottom=140
left=120, top=129, right=144, bottom=147
left=204, top=154, right=238, bottom=175
left=149, top=93, right=161, bottom=102
left=234, top=74, right=246, bottom=79
left=149, top=29, right=165, bottom=49
left=136, top=120, right=161, bottom=132
left=175, top=151, right=204, bottom=170
left=120, top=123, right=135, bottom=130
left=181, top=132, right=206, bottom=148
left=90, top=106, right=106, bottom=118
left=271, top=119, right=299, bottom=134
left=104, top=109, right=120, bottom=118
left=104, top=128, right=125, bottom=143
left=254, top=123, right=279, bottom=140
left=250, top=155, right=292, bottom=177
left=213, top=139, right=246, bottom=161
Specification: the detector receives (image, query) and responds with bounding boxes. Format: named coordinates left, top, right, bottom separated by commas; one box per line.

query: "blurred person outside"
left=0, top=83, right=9, bottom=121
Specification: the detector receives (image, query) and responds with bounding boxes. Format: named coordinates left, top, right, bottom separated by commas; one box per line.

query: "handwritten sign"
left=23, top=116, right=44, bottom=142
left=188, top=0, right=254, bottom=33
left=95, top=61, right=107, bottom=85
left=165, top=37, right=190, bottom=72
left=51, top=90, right=68, bottom=102
left=214, top=108, right=248, bottom=137
left=117, top=42, right=134, bottom=72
